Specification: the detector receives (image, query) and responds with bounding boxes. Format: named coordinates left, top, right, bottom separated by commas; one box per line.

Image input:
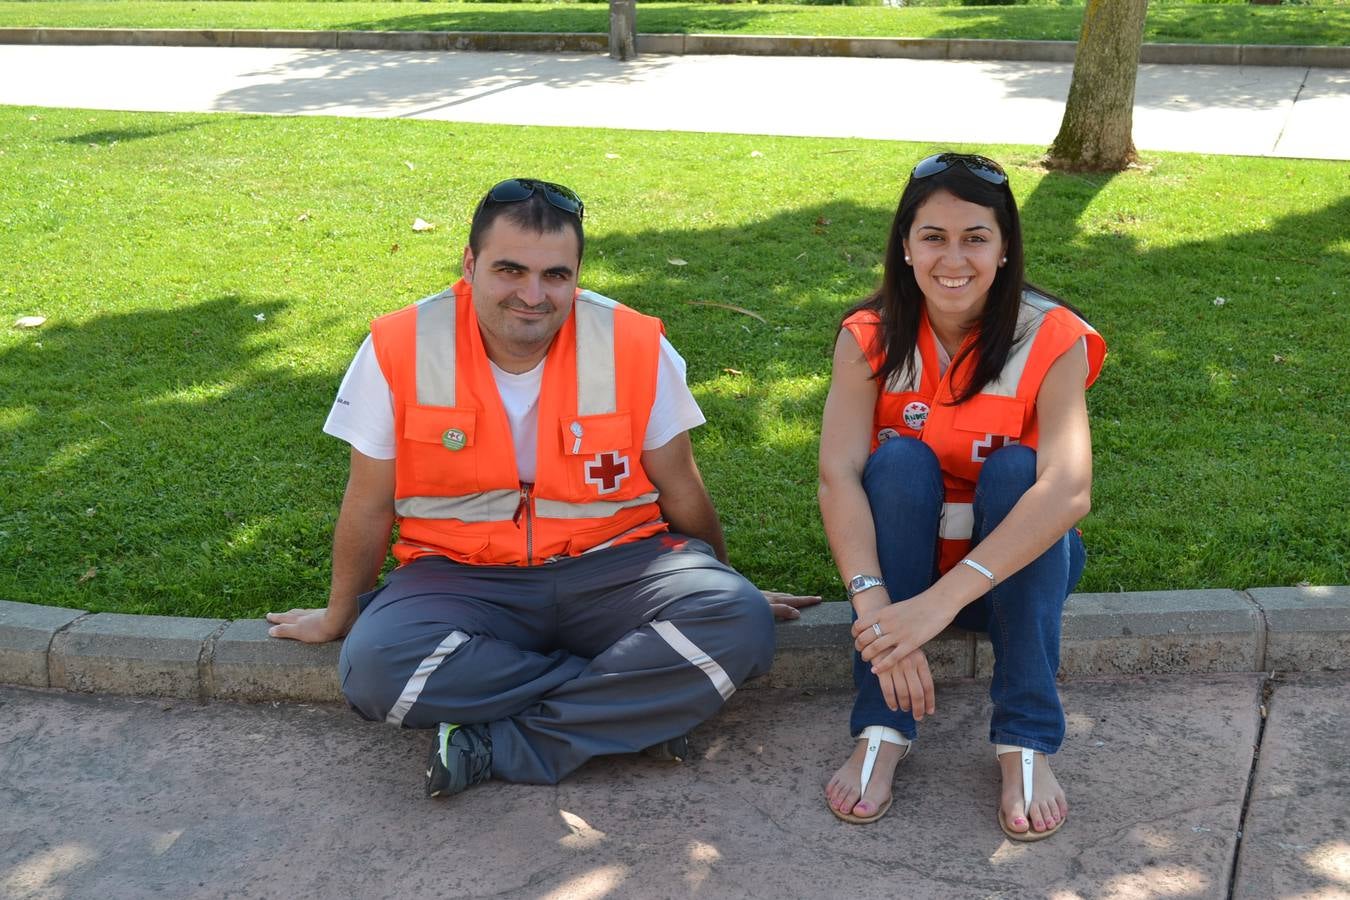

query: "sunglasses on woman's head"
left=911, top=153, right=1008, bottom=186
left=478, top=178, right=585, bottom=220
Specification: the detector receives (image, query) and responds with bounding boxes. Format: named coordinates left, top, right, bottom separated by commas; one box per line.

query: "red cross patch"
left=584, top=451, right=630, bottom=495
left=971, top=433, right=1019, bottom=463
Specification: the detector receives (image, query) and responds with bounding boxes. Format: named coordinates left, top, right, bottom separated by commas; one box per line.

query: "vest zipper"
left=513, top=483, right=535, bottom=565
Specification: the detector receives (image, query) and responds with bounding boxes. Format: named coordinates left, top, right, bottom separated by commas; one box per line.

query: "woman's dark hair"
left=848, top=155, right=1025, bottom=405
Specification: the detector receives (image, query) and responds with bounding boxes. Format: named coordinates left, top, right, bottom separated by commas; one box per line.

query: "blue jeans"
left=850, top=437, right=1085, bottom=754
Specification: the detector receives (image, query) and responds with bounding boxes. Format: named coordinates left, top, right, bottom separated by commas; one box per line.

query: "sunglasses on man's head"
left=479, top=178, right=585, bottom=220
left=911, top=153, right=1008, bottom=186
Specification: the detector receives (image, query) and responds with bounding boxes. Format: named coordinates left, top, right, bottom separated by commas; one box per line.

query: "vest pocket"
left=557, top=411, right=637, bottom=497
left=400, top=404, right=478, bottom=493
left=952, top=395, right=1027, bottom=439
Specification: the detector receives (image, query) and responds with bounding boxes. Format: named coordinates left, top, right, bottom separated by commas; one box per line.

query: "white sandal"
left=996, top=744, right=1063, bottom=841
left=829, top=725, right=911, bottom=824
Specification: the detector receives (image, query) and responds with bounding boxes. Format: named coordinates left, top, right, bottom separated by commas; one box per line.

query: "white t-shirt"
left=324, top=333, right=705, bottom=482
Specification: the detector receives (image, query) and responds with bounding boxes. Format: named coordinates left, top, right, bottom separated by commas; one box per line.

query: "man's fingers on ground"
left=762, top=591, right=821, bottom=609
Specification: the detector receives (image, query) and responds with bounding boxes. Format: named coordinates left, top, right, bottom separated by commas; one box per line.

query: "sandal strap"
left=857, top=726, right=911, bottom=795
left=995, top=744, right=1035, bottom=812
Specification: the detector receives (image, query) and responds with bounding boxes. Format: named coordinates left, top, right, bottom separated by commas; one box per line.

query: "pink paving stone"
left=0, top=673, right=1269, bottom=898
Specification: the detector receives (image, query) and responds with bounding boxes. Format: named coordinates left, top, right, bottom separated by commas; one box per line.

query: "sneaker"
left=641, top=733, right=690, bottom=763
left=425, top=723, right=493, bottom=799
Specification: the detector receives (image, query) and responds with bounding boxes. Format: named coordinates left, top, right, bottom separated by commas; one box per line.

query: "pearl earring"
left=904, top=256, right=911, bottom=264
left=1000, top=256, right=1007, bottom=265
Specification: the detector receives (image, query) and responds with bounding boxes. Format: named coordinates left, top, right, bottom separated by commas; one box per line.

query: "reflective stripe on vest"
left=409, top=289, right=619, bottom=415
left=396, top=490, right=661, bottom=522
left=575, top=291, right=618, bottom=416
left=415, top=288, right=457, bottom=407
left=939, top=501, right=974, bottom=541
left=395, top=489, right=520, bottom=522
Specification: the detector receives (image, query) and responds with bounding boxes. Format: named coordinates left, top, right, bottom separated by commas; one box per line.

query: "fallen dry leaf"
left=1273, top=354, right=1286, bottom=364
left=750, top=150, right=764, bottom=158
left=605, top=153, right=621, bottom=159
left=412, top=217, right=436, bottom=233
left=14, top=316, right=46, bottom=329
left=390, top=243, right=400, bottom=254
left=297, top=212, right=310, bottom=222
left=667, top=258, right=688, bottom=266
left=686, top=300, right=766, bottom=323
left=722, top=367, right=743, bottom=376
left=404, top=161, right=415, bottom=171
left=77, top=566, right=97, bottom=584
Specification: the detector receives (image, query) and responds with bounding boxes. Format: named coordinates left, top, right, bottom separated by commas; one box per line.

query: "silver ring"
left=871, top=623, right=883, bottom=638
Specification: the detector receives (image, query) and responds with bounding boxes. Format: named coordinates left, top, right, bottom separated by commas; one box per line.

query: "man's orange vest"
left=370, top=279, right=669, bottom=567
left=843, top=291, right=1107, bottom=574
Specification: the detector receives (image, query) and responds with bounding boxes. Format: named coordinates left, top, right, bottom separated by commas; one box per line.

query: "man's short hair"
left=468, top=179, right=586, bottom=262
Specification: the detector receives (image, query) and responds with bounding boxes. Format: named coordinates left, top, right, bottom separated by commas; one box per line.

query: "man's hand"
left=266, top=607, right=353, bottom=644
left=762, top=590, right=822, bottom=621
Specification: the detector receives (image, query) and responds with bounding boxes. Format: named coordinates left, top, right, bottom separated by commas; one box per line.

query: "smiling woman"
left=817, top=151, right=1106, bottom=841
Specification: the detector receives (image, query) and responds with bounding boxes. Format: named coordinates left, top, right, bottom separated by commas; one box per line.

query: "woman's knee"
left=977, top=444, right=1036, bottom=491
left=974, top=444, right=1037, bottom=523
left=862, top=436, right=943, bottom=513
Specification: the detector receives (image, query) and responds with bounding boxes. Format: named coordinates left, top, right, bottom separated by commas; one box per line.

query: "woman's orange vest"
left=370, top=279, right=669, bottom=567
left=843, top=291, right=1106, bottom=574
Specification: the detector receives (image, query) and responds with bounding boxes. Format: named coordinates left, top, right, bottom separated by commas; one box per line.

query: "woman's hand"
left=852, top=592, right=953, bottom=674
left=872, top=648, right=936, bottom=717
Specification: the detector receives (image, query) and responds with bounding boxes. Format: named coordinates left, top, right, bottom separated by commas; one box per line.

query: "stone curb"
left=2, top=586, right=1347, bottom=703
left=1, top=27, right=1347, bottom=68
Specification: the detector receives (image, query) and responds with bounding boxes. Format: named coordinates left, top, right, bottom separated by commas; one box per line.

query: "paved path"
left=1, top=44, right=1348, bottom=159
left=3, top=673, right=1346, bottom=899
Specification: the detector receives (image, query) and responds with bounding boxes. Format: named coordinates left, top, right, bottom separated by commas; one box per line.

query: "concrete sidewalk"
left=3, top=673, right=1347, bottom=898
left=1, top=43, right=1348, bottom=159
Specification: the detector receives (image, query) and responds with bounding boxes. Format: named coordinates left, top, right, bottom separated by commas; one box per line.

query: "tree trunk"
left=1047, top=0, right=1149, bottom=171
left=609, top=0, right=637, bottom=61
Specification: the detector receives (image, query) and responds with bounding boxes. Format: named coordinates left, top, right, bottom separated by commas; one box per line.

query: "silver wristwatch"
left=845, top=574, right=886, bottom=600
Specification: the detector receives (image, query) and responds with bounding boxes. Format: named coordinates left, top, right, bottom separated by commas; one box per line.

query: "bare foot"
left=998, top=750, right=1068, bottom=837
left=825, top=737, right=909, bottom=820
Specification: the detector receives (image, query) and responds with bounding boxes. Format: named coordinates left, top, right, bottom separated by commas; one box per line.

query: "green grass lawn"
left=1, top=107, right=1347, bottom=618
left=1, top=1, right=1348, bottom=46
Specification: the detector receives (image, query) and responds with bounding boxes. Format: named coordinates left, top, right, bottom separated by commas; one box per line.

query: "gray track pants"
left=338, top=534, right=775, bottom=784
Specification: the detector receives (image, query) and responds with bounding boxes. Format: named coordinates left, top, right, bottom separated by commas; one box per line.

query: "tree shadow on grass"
left=1013, top=174, right=1350, bottom=590
left=53, top=121, right=207, bottom=147
left=0, top=295, right=348, bottom=616
left=2, top=172, right=1344, bottom=607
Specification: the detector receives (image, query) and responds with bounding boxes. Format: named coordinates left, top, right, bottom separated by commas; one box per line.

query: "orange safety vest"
left=843, top=291, right=1107, bottom=574
left=370, top=279, right=669, bottom=567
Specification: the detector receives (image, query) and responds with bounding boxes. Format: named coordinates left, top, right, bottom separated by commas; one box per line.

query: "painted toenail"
left=1014, top=817, right=1026, bottom=826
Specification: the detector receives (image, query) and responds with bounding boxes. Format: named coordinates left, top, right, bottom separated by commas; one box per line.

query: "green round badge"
left=442, top=428, right=467, bottom=451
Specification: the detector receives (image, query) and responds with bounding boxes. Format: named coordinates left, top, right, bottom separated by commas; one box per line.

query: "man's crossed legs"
left=338, top=534, right=775, bottom=789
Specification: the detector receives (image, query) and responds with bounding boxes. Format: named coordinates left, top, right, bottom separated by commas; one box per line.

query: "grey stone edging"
left=0, top=27, right=1346, bottom=67
left=2, top=586, right=1347, bottom=703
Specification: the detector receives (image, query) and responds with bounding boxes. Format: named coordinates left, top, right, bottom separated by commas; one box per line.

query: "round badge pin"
left=877, top=427, right=900, bottom=444
left=903, top=401, right=930, bottom=431
left=442, top=428, right=467, bottom=451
